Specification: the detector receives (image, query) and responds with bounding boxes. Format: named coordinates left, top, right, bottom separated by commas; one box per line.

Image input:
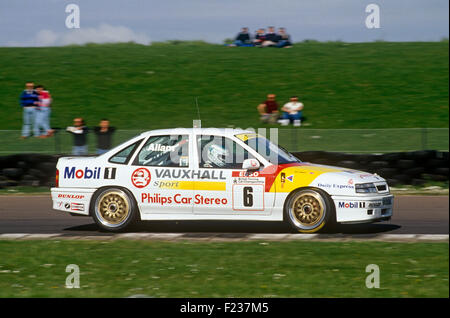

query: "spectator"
left=276, top=28, right=293, bottom=48
left=66, top=118, right=89, bottom=155
left=257, top=93, right=279, bottom=123
left=34, top=85, right=54, bottom=138
left=253, top=28, right=266, bottom=47
left=281, top=96, right=304, bottom=127
left=94, top=119, right=116, bottom=155
left=19, top=82, right=39, bottom=139
left=262, top=26, right=278, bottom=47
left=230, top=27, right=253, bottom=47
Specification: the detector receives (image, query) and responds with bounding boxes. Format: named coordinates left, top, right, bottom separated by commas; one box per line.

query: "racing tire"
left=2, top=168, right=23, bottom=179
left=368, top=160, right=390, bottom=170
left=375, top=168, right=398, bottom=179
left=337, top=160, right=360, bottom=170
left=284, top=188, right=335, bottom=233
left=91, top=187, right=139, bottom=232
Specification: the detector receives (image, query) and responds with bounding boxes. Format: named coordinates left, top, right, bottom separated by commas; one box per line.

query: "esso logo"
left=131, top=168, right=151, bottom=188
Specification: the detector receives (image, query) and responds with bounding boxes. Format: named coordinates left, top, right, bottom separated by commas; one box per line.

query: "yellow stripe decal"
left=158, top=181, right=226, bottom=191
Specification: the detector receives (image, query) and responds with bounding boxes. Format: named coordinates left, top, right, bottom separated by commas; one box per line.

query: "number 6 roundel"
left=232, top=184, right=264, bottom=211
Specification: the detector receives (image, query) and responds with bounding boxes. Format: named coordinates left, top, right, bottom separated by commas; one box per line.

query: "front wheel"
left=91, top=188, right=138, bottom=232
left=284, top=188, right=335, bottom=233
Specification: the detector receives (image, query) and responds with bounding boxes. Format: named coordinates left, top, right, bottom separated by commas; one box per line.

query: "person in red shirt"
left=257, top=93, right=279, bottom=123
left=34, top=85, right=54, bottom=138
left=253, top=28, right=266, bottom=47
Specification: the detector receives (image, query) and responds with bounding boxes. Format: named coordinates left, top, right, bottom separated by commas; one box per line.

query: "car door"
left=193, top=134, right=272, bottom=216
left=128, top=134, right=194, bottom=215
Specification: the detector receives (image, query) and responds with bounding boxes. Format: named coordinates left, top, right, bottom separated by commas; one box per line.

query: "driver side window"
left=197, top=135, right=254, bottom=169
left=134, top=135, right=189, bottom=167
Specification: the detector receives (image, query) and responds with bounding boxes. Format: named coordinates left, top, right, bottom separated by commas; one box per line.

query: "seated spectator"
left=253, top=28, right=266, bottom=47
left=257, top=94, right=279, bottom=123
left=276, top=28, right=293, bottom=48
left=262, top=26, right=279, bottom=47
left=280, top=96, right=304, bottom=127
left=230, top=27, right=253, bottom=47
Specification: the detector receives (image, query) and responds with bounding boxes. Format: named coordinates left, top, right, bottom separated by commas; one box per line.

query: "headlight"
left=355, top=183, right=377, bottom=193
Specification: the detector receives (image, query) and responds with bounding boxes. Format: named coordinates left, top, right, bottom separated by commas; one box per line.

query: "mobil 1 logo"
left=104, top=167, right=117, bottom=179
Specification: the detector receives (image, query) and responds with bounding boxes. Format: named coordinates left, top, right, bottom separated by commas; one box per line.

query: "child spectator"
left=281, top=96, right=304, bottom=126
left=94, top=119, right=116, bottom=155
left=257, top=94, right=279, bottom=123
left=66, top=117, right=89, bottom=155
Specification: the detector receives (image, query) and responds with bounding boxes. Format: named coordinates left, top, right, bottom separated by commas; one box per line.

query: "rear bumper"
left=332, top=194, right=394, bottom=224
left=50, top=187, right=97, bottom=216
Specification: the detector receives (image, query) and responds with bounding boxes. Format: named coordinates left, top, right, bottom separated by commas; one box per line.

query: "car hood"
left=263, top=162, right=386, bottom=195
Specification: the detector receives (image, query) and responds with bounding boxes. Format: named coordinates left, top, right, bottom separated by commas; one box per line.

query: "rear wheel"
left=284, top=188, right=335, bottom=233
left=91, top=188, right=138, bottom=232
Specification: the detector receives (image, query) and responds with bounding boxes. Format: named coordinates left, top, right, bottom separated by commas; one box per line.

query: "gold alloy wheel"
left=290, top=191, right=325, bottom=228
left=96, top=190, right=130, bottom=226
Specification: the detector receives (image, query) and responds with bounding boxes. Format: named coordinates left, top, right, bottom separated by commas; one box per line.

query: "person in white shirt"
left=280, top=96, right=304, bottom=126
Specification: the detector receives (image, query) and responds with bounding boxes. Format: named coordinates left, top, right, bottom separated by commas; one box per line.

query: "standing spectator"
left=253, top=28, right=266, bottom=47
left=34, top=85, right=54, bottom=138
left=281, top=96, right=304, bottom=127
left=66, top=118, right=89, bottom=155
left=94, top=119, right=116, bottom=155
left=230, top=27, right=253, bottom=47
left=262, top=26, right=278, bottom=47
left=276, top=28, right=293, bottom=48
left=19, top=82, right=39, bottom=139
left=257, top=94, right=279, bottom=123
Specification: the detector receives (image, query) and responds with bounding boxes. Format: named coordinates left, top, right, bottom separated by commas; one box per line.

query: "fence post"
left=54, top=128, right=61, bottom=154
left=291, top=128, right=296, bottom=151
left=421, top=127, right=428, bottom=150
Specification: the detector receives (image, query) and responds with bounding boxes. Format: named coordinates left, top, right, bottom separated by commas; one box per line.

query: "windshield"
left=235, top=133, right=301, bottom=165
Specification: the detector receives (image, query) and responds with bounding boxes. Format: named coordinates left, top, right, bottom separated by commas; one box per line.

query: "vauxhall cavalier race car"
left=51, top=128, right=394, bottom=233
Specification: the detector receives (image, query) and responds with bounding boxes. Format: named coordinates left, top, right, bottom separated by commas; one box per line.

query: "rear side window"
left=133, top=135, right=189, bottom=167
left=109, top=139, right=143, bottom=164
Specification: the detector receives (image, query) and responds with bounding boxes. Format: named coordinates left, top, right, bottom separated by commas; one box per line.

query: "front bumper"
left=332, top=194, right=394, bottom=224
left=51, top=187, right=96, bottom=216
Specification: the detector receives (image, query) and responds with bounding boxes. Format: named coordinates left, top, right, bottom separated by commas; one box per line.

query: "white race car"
left=51, top=128, right=394, bottom=233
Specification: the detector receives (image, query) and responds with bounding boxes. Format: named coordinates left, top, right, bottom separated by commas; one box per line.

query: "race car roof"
left=138, top=128, right=255, bottom=138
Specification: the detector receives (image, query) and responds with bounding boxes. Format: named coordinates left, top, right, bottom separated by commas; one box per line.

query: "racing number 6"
left=232, top=184, right=264, bottom=211
left=243, top=186, right=253, bottom=207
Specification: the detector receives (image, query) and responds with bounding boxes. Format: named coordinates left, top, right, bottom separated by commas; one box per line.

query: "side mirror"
left=242, top=158, right=260, bottom=170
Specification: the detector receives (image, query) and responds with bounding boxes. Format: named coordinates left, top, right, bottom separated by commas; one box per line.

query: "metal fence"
left=0, top=128, right=448, bottom=155
left=278, top=128, right=449, bottom=153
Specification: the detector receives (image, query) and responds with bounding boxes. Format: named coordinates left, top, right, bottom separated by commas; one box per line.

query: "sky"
left=0, top=0, right=448, bottom=46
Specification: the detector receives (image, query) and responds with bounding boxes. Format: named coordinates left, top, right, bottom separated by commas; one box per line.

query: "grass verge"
left=0, top=240, right=447, bottom=297
left=0, top=42, right=448, bottom=131
left=0, top=186, right=51, bottom=195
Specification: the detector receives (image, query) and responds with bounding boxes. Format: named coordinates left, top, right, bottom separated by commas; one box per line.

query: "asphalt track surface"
left=0, top=195, right=448, bottom=236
